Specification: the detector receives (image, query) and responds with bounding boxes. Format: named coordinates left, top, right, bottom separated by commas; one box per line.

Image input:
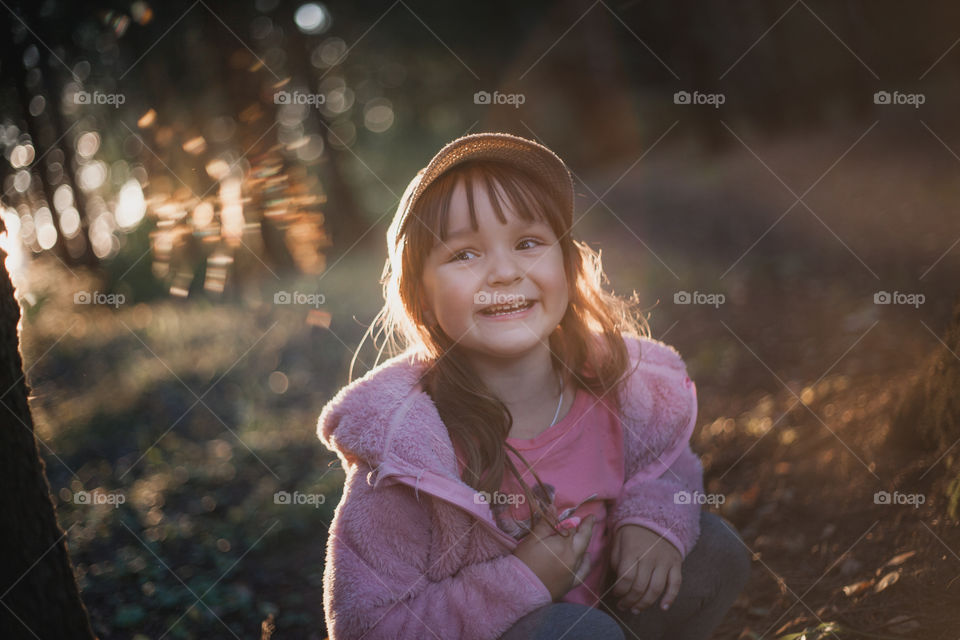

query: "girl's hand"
left=511, top=508, right=596, bottom=601
left=610, top=524, right=682, bottom=613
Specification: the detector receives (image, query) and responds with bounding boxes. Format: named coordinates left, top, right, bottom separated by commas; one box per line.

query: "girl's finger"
left=610, top=555, right=637, bottom=598
left=660, top=563, right=683, bottom=610
left=572, top=550, right=591, bottom=586
left=618, top=559, right=652, bottom=612
left=572, top=514, right=595, bottom=550
left=533, top=504, right=557, bottom=538
left=558, top=516, right=581, bottom=534
left=634, top=564, right=668, bottom=611
left=610, top=530, right=621, bottom=569
left=527, top=510, right=558, bottom=542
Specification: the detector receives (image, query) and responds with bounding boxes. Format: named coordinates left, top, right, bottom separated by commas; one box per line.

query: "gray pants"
left=500, top=511, right=750, bottom=640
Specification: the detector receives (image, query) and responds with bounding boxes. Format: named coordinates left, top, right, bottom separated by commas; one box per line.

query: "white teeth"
left=482, top=301, right=532, bottom=315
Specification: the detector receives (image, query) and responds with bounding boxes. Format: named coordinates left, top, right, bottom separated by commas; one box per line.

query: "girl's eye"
left=449, top=249, right=477, bottom=262
left=447, top=238, right=542, bottom=261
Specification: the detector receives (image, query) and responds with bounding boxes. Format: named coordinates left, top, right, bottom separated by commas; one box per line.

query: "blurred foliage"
left=5, top=0, right=960, bottom=303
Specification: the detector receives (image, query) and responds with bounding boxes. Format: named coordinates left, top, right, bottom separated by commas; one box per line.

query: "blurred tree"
left=2, top=0, right=103, bottom=267
left=0, top=236, right=95, bottom=638
left=890, top=295, right=960, bottom=455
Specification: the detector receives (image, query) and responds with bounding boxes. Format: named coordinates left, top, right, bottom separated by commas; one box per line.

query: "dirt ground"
left=603, top=121, right=960, bottom=640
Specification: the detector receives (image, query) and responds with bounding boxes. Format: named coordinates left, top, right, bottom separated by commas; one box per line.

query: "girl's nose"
left=486, top=252, right=523, bottom=286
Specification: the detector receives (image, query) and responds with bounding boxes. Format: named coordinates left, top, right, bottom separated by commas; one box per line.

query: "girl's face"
left=420, top=176, right=569, bottom=361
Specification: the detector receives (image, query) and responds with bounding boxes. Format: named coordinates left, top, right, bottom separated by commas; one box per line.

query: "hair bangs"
left=405, top=160, right=562, bottom=258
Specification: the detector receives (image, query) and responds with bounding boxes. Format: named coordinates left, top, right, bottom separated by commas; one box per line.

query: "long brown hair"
left=356, top=158, right=650, bottom=535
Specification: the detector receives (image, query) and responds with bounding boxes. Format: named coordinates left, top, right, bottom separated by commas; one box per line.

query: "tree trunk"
left=0, top=235, right=95, bottom=638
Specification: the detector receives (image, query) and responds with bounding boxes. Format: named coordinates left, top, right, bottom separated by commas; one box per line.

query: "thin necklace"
left=549, top=374, right=564, bottom=427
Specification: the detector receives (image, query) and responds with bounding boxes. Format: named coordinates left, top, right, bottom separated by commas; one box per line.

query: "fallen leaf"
left=775, top=616, right=807, bottom=635
left=883, top=550, right=916, bottom=568
left=874, top=570, right=900, bottom=593
left=882, top=614, right=921, bottom=634
left=890, top=619, right=920, bottom=633
left=841, top=579, right=873, bottom=596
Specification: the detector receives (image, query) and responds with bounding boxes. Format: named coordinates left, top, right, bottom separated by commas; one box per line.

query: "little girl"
left=318, top=132, right=750, bottom=640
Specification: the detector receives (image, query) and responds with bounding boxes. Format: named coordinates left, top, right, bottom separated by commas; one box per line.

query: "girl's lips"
left=477, top=300, right=536, bottom=320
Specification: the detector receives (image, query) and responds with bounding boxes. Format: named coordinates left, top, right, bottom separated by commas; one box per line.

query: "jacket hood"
left=317, top=350, right=457, bottom=479
left=317, top=334, right=694, bottom=487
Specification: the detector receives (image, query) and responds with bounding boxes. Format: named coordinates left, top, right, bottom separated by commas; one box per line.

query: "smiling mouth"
left=479, top=300, right=535, bottom=316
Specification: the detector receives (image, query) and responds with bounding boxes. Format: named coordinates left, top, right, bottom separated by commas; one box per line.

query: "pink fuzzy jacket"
left=317, top=333, right=703, bottom=640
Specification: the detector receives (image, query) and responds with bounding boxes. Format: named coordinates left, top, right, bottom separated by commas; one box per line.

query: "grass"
left=17, top=246, right=380, bottom=639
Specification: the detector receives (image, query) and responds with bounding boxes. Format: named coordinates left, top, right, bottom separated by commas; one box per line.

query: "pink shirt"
left=460, top=386, right=624, bottom=607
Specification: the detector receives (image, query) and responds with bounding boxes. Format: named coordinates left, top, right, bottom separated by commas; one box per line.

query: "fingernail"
left=631, top=607, right=640, bottom=614
left=661, top=601, right=670, bottom=610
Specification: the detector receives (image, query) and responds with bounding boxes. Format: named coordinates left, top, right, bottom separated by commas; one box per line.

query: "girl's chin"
left=464, top=331, right=555, bottom=358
